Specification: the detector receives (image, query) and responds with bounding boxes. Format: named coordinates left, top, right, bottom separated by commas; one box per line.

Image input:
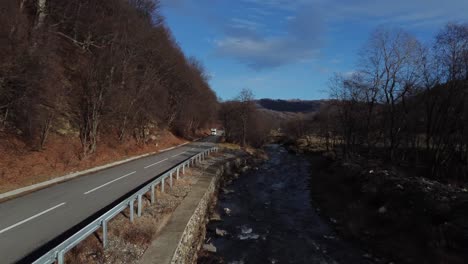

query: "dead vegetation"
left=0, top=130, right=185, bottom=193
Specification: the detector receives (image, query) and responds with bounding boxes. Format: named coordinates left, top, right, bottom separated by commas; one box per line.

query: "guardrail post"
left=161, top=178, right=165, bottom=193
left=176, top=167, right=180, bottom=179
left=102, top=220, right=108, bottom=248
left=169, top=172, right=173, bottom=188
left=137, top=194, right=142, bottom=217
left=129, top=200, right=134, bottom=222
left=151, top=184, right=155, bottom=203
left=57, top=250, right=65, bottom=264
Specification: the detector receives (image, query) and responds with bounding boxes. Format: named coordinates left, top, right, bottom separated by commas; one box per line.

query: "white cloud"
left=215, top=35, right=319, bottom=69
left=164, top=0, right=468, bottom=70
left=215, top=2, right=324, bottom=69
left=229, top=18, right=263, bottom=31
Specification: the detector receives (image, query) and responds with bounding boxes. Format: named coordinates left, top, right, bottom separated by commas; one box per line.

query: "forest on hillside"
left=0, top=0, right=218, bottom=156
left=256, top=98, right=323, bottom=113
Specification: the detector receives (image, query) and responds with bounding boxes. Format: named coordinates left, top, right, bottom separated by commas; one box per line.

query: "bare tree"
left=360, top=27, right=423, bottom=158
left=236, top=88, right=255, bottom=146
left=435, top=23, right=468, bottom=82
left=322, top=23, right=468, bottom=179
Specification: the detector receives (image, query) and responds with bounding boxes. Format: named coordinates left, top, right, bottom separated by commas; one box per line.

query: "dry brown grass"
left=297, top=135, right=330, bottom=152
left=121, top=217, right=157, bottom=245
left=219, top=142, right=241, bottom=150
left=66, top=233, right=104, bottom=264
left=0, top=130, right=186, bottom=193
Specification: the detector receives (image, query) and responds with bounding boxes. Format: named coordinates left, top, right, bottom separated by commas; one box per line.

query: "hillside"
left=256, top=98, right=325, bottom=113
left=0, top=0, right=217, bottom=192
left=253, top=98, right=327, bottom=126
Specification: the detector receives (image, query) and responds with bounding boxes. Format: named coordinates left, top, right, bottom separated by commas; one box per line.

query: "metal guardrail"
left=33, top=146, right=219, bottom=264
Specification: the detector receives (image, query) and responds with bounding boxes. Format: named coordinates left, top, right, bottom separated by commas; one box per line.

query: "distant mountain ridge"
left=255, top=98, right=324, bottom=113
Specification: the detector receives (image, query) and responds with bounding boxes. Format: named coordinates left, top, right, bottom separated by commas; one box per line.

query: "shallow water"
left=199, top=145, right=374, bottom=264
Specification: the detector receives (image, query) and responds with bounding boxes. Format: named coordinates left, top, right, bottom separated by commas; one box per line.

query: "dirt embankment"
left=0, top=130, right=193, bottom=193
left=305, top=150, right=468, bottom=264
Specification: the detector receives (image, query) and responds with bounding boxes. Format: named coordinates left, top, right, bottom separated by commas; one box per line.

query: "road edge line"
left=0, top=141, right=193, bottom=201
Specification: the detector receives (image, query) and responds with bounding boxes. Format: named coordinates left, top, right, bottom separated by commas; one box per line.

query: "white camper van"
left=210, top=128, right=217, bottom=135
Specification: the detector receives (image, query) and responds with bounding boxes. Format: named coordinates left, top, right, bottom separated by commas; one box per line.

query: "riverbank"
left=304, top=149, right=468, bottom=264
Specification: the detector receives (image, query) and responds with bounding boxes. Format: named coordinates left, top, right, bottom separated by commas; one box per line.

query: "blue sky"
left=160, top=0, right=468, bottom=100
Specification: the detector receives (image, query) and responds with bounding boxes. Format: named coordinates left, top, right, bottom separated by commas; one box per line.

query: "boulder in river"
left=210, top=212, right=222, bottom=221
left=241, top=225, right=252, bottom=234
left=378, top=206, right=387, bottom=214
left=216, top=228, right=228, bottom=237
left=238, top=233, right=260, bottom=240
left=203, top=243, right=217, bottom=253
left=222, top=188, right=235, bottom=194
left=224, top=207, right=232, bottom=215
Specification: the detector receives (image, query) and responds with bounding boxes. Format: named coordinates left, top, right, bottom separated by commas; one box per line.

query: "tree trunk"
left=39, top=112, right=53, bottom=150
left=35, top=0, right=47, bottom=30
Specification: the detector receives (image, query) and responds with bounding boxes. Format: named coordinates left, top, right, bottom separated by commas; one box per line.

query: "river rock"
left=210, top=212, right=222, bottom=221
left=224, top=207, right=231, bottom=215
left=222, top=188, right=235, bottom=194
left=216, top=228, right=228, bottom=237
left=241, top=225, right=252, bottom=234
left=203, top=243, right=217, bottom=253
left=238, top=233, right=260, bottom=240
left=378, top=206, right=387, bottom=214
left=241, top=166, right=250, bottom=172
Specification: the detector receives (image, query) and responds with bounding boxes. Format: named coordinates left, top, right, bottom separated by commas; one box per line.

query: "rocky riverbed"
left=197, top=145, right=377, bottom=264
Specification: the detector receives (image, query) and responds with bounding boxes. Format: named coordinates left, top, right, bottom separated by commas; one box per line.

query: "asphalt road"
left=0, top=136, right=218, bottom=264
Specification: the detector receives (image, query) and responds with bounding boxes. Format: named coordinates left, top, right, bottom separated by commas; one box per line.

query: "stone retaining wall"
left=171, top=158, right=244, bottom=264
left=140, top=154, right=246, bottom=264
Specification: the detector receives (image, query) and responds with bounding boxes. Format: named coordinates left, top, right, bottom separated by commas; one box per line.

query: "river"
left=198, top=144, right=376, bottom=264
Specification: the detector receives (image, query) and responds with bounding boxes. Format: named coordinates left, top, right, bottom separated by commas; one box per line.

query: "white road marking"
left=159, top=146, right=175, bottom=152
left=0, top=202, right=66, bottom=235
left=84, top=171, right=136, bottom=195
left=171, top=151, right=187, bottom=158
left=144, top=158, right=168, bottom=169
